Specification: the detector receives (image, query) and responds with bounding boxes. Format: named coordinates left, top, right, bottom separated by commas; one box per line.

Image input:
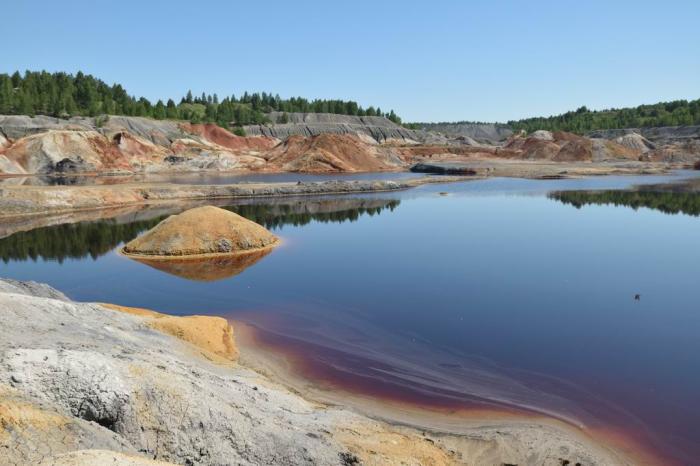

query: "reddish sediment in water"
left=234, top=318, right=681, bottom=466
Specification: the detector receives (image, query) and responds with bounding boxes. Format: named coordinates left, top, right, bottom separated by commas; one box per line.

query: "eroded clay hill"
left=265, top=133, right=403, bottom=172
left=2, top=114, right=700, bottom=176
left=0, top=115, right=277, bottom=175
left=122, top=206, right=279, bottom=258
left=500, top=131, right=640, bottom=162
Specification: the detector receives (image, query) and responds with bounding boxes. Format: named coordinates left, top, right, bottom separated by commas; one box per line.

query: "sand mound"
left=265, top=134, right=402, bottom=172
left=122, top=206, right=278, bottom=258
left=102, top=303, right=238, bottom=362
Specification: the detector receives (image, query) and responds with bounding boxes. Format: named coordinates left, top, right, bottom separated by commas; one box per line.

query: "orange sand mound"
left=102, top=304, right=238, bottom=362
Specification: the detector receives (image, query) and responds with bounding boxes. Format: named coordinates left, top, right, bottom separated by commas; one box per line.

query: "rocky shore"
left=0, top=278, right=636, bottom=465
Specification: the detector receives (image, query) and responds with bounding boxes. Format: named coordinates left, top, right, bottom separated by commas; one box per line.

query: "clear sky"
left=4, top=0, right=699, bottom=122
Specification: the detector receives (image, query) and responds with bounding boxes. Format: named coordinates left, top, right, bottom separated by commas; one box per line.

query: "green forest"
left=0, top=70, right=402, bottom=133
left=509, top=100, right=700, bottom=134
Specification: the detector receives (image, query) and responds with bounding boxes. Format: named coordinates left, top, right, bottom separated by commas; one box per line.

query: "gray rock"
left=413, top=122, right=514, bottom=144
left=410, top=162, right=478, bottom=175
left=244, top=112, right=421, bottom=144
left=587, top=125, right=700, bottom=144
left=0, top=278, right=69, bottom=300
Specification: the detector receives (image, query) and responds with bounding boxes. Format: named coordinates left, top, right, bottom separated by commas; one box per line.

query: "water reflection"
left=0, top=198, right=401, bottom=263
left=129, top=248, right=274, bottom=282
left=550, top=185, right=700, bottom=216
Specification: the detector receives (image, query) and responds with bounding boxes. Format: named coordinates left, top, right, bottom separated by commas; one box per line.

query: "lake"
left=2, top=172, right=699, bottom=465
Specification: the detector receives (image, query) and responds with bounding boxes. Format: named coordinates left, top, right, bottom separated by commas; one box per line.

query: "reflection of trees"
left=0, top=199, right=401, bottom=262
left=0, top=217, right=166, bottom=263
left=549, top=190, right=700, bottom=216
left=224, top=200, right=401, bottom=229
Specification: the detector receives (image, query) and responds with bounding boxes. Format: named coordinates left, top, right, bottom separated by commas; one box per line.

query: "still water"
left=2, top=173, right=699, bottom=464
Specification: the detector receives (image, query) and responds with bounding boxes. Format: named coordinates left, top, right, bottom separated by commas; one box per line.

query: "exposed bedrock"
left=244, top=112, right=422, bottom=144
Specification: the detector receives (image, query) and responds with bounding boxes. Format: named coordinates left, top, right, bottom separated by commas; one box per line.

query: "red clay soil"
left=265, top=134, right=401, bottom=172
left=181, top=123, right=277, bottom=152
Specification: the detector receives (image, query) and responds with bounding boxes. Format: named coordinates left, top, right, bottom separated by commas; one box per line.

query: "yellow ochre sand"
left=121, top=205, right=279, bottom=259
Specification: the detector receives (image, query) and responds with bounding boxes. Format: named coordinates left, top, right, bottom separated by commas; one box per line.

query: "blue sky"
left=4, top=0, right=699, bottom=122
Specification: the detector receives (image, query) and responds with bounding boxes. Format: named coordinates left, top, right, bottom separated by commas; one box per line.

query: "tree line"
left=0, top=71, right=402, bottom=133
left=509, top=101, right=700, bottom=134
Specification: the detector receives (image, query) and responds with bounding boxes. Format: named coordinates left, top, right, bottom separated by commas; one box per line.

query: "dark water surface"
left=2, top=172, right=700, bottom=464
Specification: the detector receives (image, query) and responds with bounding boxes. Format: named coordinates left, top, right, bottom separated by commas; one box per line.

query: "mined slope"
left=587, top=125, right=700, bottom=143
left=503, top=130, right=641, bottom=162
left=265, top=133, right=404, bottom=172
left=1, top=114, right=698, bottom=176
left=181, top=123, right=278, bottom=151
left=244, top=112, right=421, bottom=144
left=0, top=115, right=275, bottom=175
left=122, top=205, right=279, bottom=258
left=414, top=122, right=514, bottom=144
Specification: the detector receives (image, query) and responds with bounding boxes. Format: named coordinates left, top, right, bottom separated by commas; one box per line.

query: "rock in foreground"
left=122, top=206, right=278, bottom=258
left=0, top=279, right=633, bottom=466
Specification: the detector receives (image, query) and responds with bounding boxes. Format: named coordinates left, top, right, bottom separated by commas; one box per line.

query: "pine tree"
left=166, top=99, right=178, bottom=119
left=153, top=100, right=166, bottom=120
left=0, top=75, right=13, bottom=113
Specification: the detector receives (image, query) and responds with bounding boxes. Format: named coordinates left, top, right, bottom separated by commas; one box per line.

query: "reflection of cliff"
left=0, top=198, right=401, bottom=262
left=549, top=189, right=700, bottom=216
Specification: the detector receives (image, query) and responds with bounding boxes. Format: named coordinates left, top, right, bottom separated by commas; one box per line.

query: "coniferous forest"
left=0, top=70, right=403, bottom=131
left=2, top=71, right=698, bottom=135
left=508, top=101, right=700, bottom=134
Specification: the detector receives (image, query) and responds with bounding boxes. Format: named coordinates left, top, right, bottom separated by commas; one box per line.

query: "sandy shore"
left=235, top=321, right=668, bottom=466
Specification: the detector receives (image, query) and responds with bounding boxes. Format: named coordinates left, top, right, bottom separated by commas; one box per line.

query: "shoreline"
left=234, top=320, right=670, bottom=466
left=0, top=175, right=470, bottom=219
left=1, top=278, right=654, bottom=466
left=0, top=160, right=682, bottom=220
